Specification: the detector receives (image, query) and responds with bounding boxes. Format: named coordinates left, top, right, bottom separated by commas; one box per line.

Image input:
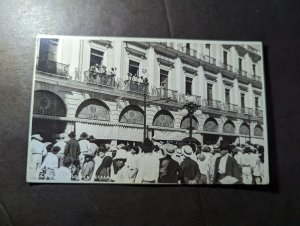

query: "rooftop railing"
left=220, top=63, right=234, bottom=72
left=181, top=46, right=198, bottom=58
left=37, top=59, right=69, bottom=77
left=202, top=55, right=217, bottom=65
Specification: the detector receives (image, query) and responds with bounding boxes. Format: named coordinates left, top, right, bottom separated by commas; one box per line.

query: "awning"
left=152, top=130, right=202, bottom=142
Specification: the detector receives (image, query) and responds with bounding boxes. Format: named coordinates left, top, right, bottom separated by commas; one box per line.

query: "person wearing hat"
left=39, top=146, right=60, bottom=180
left=114, top=149, right=130, bottom=183
left=53, top=133, right=67, bottom=168
left=94, top=144, right=113, bottom=181
left=64, top=132, right=80, bottom=166
left=29, top=134, right=47, bottom=179
left=81, top=151, right=95, bottom=181
left=78, top=132, right=91, bottom=167
left=196, top=150, right=209, bottom=184
left=135, top=138, right=160, bottom=184
left=88, top=135, right=98, bottom=155
left=55, top=157, right=72, bottom=181
left=180, top=145, right=200, bottom=184
left=125, top=146, right=140, bottom=183
left=209, top=145, right=221, bottom=184
left=213, top=145, right=241, bottom=184
left=158, top=144, right=183, bottom=184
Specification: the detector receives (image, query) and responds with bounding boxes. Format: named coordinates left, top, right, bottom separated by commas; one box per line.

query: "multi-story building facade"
left=32, top=38, right=265, bottom=146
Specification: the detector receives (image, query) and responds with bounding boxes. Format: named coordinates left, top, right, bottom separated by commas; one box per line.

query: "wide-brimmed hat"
left=165, top=144, right=177, bottom=156
left=182, top=145, right=193, bottom=157
left=31, top=134, right=43, bottom=141
left=88, top=135, right=96, bottom=141
left=68, top=131, right=76, bottom=138
left=98, top=144, right=107, bottom=152
left=175, top=148, right=183, bottom=156
left=202, top=145, right=210, bottom=152
left=80, top=132, right=88, bottom=139
left=113, top=149, right=127, bottom=160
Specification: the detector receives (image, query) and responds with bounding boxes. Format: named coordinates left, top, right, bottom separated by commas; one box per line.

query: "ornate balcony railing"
left=152, top=87, right=178, bottom=101
left=202, top=99, right=222, bottom=109
left=253, top=109, right=263, bottom=117
left=84, top=70, right=116, bottom=88
left=220, top=63, right=233, bottom=72
left=181, top=46, right=198, bottom=58
left=178, top=94, right=202, bottom=105
left=37, top=59, right=69, bottom=77
left=124, top=80, right=148, bottom=94
left=223, top=103, right=239, bottom=112
left=237, top=69, right=247, bottom=77
left=240, top=106, right=253, bottom=115
left=251, top=74, right=261, bottom=82
left=202, top=55, right=217, bottom=65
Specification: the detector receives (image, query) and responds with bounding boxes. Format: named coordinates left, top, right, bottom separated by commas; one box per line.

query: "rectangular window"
left=90, top=49, right=104, bottom=67
left=160, top=69, right=168, bottom=89
left=252, top=64, right=256, bottom=75
left=241, top=93, right=245, bottom=108
left=225, top=88, right=230, bottom=104
left=207, top=83, right=213, bottom=101
left=223, top=51, right=228, bottom=65
left=255, top=97, right=259, bottom=109
left=186, top=43, right=190, bottom=55
left=38, top=39, right=59, bottom=74
left=128, top=60, right=140, bottom=77
left=48, top=39, right=58, bottom=62
left=238, top=58, right=243, bottom=71
left=186, top=77, right=193, bottom=95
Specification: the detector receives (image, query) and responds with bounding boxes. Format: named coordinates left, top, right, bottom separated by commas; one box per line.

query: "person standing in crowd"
left=172, top=147, right=184, bottom=165
left=78, top=132, right=91, bottom=167
left=95, top=144, right=113, bottom=181
left=114, top=149, right=130, bottom=183
left=158, top=144, right=183, bottom=184
left=180, top=145, right=200, bottom=184
left=209, top=145, right=221, bottom=184
left=64, top=132, right=80, bottom=165
left=81, top=152, right=95, bottom=181
left=126, top=146, right=140, bottom=183
left=213, top=145, right=241, bottom=184
left=196, top=150, right=209, bottom=184
left=29, top=134, right=47, bottom=179
left=88, top=135, right=98, bottom=155
left=40, top=146, right=60, bottom=180
left=135, top=138, right=160, bottom=184
left=55, top=157, right=72, bottom=181
left=240, top=146, right=253, bottom=184
left=53, top=133, right=67, bottom=167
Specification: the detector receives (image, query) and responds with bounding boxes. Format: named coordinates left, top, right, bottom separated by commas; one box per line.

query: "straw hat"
left=182, top=145, right=193, bottom=157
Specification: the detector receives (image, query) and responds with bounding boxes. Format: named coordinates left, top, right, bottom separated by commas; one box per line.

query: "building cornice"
left=125, top=47, right=147, bottom=59
left=90, top=40, right=113, bottom=48
left=125, top=41, right=150, bottom=49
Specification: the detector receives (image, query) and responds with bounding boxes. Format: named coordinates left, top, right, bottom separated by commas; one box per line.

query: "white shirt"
left=126, top=153, right=140, bottom=170
left=197, top=159, right=209, bottom=176
left=115, top=166, right=130, bottom=183
left=79, top=140, right=91, bottom=153
left=54, top=140, right=66, bottom=155
left=135, top=153, right=159, bottom=183
left=218, top=153, right=229, bottom=174
left=30, top=139, right=47, bottom=155
left=41, top=153, right=58, bottom=169
left=234, top=152, right=243, bottom=165
left=55, top=166, right=71, bottom=181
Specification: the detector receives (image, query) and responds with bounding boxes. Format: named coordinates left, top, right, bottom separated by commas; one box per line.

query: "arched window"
left=203, top=117, right=219, bottom=132
left=180, top=115, right=199, bottom=130
left=153, top=110, right=174, bottom=128
left=119, top=105, right=144, bottom=125
left=254, top=125, right=263, bottom=136
left=76, top=99, right=110, bottom=121
left=223, top=120, right=235, bottom=134
left=239, top=122, right=250, bottom=135
left=33, top=90, right=66, bottom=116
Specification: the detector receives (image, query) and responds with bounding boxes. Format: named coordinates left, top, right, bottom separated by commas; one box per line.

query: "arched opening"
left=203, top=117, right=219, bottom=145
left=203, top=117, right=219, bottom=132
left=254, top=125, right=263, bottom=137
left=239, top=122, right=250, bottom=135
left=180, top=115, right=199, bottom=130
left=153, top=110, right=174, bottom=128
left=119, top=105, right=144, bottom=125
left=76, top=99, right=110, bottom=121
left=32, top=90, right=67, bottom=142
left=223, top=120, right=235, bottom=134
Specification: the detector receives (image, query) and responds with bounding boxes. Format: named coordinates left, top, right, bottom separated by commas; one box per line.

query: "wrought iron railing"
left=237, top=69, right=247, bottom=77
left=124, top=80, right=148, bottom=94
left=84, top=70, right=116, bottom=88
left=202, top=99, right=222, bottom=109
left=253, top=109, right=263, bottom=117
left=223, top=103, right=239, bottom=112
left=202, top=55, right=217, bottom=65
left=152, top=87, right=178, bottom=101
left=37, top=59, right=69, bottom=77
left=178, top=94, right=202, bottom=105
left=220, top=63, right=233, bottom=72
left=251, top=74, right=261, bottom=82
left=181, top=46, right=198, bottom=58
left=240, top=106, right=253, bottom=115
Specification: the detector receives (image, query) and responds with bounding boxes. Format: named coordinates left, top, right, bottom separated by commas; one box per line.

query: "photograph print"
left=27, top=35, right=269, bottom=185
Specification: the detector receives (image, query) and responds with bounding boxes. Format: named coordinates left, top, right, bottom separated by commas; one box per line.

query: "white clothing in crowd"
left=55, top=166, right=71, bottom=181
left=135, top=153, right=159, bottom=183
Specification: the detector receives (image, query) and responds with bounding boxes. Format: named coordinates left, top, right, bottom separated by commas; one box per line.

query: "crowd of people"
left=28, top=131, right=266, bottom=185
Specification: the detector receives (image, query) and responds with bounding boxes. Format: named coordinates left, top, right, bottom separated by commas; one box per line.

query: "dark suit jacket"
left=213, top=155, right=241, bottom=184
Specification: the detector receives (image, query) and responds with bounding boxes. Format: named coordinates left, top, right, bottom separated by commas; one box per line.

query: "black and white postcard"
left=27, top=35, right=269, bottom=185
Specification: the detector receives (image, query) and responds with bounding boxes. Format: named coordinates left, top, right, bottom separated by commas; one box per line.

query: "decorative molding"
left=253, top=90, right=262, bottom=95
left=157, top=57, right=174, bottom=68
left=90, top=40, right=112, bottom=48
left=222, top=44, right=233, bottom=50
left=205, top=73, right=217, bottom=82
left=183, top=66, right=198, bottom=75
left=125, top=41, right=150, bottom=49
left=153, top=45, right=177, bottom=59
left=223, top=79, right=234, bottom=87
left=125, top=47, right=147, bottom=59
left=181, top=57, right=200, bottom=68
left=239, top=85, right=248, bottom=92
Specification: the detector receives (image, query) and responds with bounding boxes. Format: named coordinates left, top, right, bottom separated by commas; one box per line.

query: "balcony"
left=37, top=59, right=69, bottom=78
left=202, top=55, right=217, bottom=66
left=223, top=103, right=239, bottom=112
left=203, top=99, right=222, bottom=109
left=220, top=63, right=233, bottom=72
left=237, top=69, right=247, bottom=77
left=152, top=87, right=178, bottom=101
left=180, top=46, right=198, bottom=58
left=253, top=109, right=263, bottom=117
left=240, top=106, right=253, bottom=115
left=251, top=74, right=261, bottom=82
left=84, top=70, right=116, bottom=88
left=178, top=94, right=202, bottom=105
left=124, top=80, right=148, bottom=94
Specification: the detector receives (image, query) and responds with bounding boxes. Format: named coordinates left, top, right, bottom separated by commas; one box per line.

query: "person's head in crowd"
left=31, top=134, right=44, bottom=142
left=88, top=135, right=96, bottom=142
left=114, top=149, right=127, bottom=169
left=51, top=146, right=61, bottom=155
left=202, top=145, right=210, bottom=153
left=182, top=145, right=193, bottom=159
left=45, top=143, right=53, bottom=152
left=84, top=153, right=94, bottom=162
left=142, top=138, right=154, bottom=153
left=240, top=144, right=245, bottom=149
left=175, top=148, right=183, bottom=157
left=220, top=145, right=229, bottom=156
left=190, top=143, right=197, bottom=153
left=98, top=144, right=107, bottom=158
left=244, top=147, right=252, bottom=154
left=80, top=132, right=88, bottom=140
left=258, top=145, right=264, bottom=163
left=63, top=157, right=72, bottom=168
left=131, top=146, right=139, bottom=155
left=165, top=144, right=176, bottom=156
left=68, top=131, right=76, bottom=139
left=196, top=150, right=205, bottom=161
left=123, top=145, right=130, bottom=152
